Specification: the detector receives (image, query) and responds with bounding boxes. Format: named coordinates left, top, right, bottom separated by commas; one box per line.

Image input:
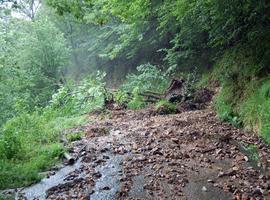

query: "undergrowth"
left=66, top=132, right=84, bottom=142
left=155, top=99, right=177, bottom=114
left=212, top=46, right=270, bottom=143
left=116, top=63, right=169, bottom=109
left=0, top=73, right=106, bottom=189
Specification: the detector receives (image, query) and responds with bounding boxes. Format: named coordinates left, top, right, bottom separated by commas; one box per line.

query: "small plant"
left=244, top=144, right=259, bottom=161
left=114, top=89, right=131, bottom=107
left=66, top=132, right=84, bottom=142
left=127, top=94, right=146, bottom=110
left=156, top=99, right=177, bottom=114
left=48, top=72, right=107, bottom=115
left=119, top=63, right=169, bottom=109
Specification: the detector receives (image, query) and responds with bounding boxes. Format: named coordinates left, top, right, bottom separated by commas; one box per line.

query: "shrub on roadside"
left=155, top=99, right=177, bottom=114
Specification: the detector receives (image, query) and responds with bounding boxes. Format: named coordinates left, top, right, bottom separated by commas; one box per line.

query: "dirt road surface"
left=19, top=106, right=270, bottom=200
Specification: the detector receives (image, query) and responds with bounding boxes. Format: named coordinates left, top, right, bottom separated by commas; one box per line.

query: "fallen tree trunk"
left=164, top=78, right=186, bottom=102
left=139, top=92, right=162, bottom=100
left=139, top=78, right=186, bottom=103
left=137, top=78, right=214, bottom=112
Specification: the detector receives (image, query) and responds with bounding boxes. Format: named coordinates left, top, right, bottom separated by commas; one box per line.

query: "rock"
left=202, top=186, right=207, bottom=192
left=207, top=179, right=214, bottom=183
left=252, top=188, right=263, bottom=196
left=232, top=166, right=239, bottom=171
left=218, top=171, right=225, bottom=177
left=136, top=156, right=146, bottom=161
left=244, top=156, right=249, bottom=161
left=262, top=181, right=270, bottom=190
left=101, top=186, right=111, bottom=190
left=213, top=183, right=219, bottom=187
left=216, top=149, right=222, bottom=155
left=241, top=193, right=249, bottom=200
left=93, top=171, right=102, bottom=179
left=114, top=130, right=122, bottom=135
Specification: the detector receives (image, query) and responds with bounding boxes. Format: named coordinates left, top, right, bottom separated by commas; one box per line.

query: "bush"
left=155, top=99, right=177, bottom=114
left=214, top=47, right=270, bottom=143
left=118, top=63, right=169, bottom=109
left=49, top=72, right=107, bottom=115
left=0, top=111, right=86, bottom=189
left=240, top=79, right=270, bottom=143
left=0, top=73, right=108, bottom=189
left=127, top=94, right=146, bottom=110
left=66, top=132, right=84, bottom=142
left=122, top=63, right=169, bottom=94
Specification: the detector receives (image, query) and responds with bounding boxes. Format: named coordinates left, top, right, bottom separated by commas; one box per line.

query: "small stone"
left=213, top=183, right=219, bottom=187
left=216, top=149, right=222, bottom=155
left=259, top=174, right=264, bottom=179
left=115, top=130, right=121, bottom=134
left=252, top=188, right=263, bottom=196
left=202, top=186, right=207, bottom=192
left=235, top=155, right=244, bottom=162
left=93, top=172, right=102, bottom=179
left=244, top=156, right=249, bottom=161
left=101, top=186, right=111, bottom=190
left=218, top=171, right=224, bottom=177
left=241, top=193, right=249, bottom=200
left=232, top=166, right=239, bottom=171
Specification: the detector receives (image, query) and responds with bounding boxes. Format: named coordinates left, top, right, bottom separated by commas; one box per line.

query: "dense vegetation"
left=0, top=0, right=269, bottom=190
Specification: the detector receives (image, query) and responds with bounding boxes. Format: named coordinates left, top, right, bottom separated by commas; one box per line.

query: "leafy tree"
left=0, top=13, right=69, bottom=126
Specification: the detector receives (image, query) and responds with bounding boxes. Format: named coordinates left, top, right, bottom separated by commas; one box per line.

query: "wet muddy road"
left=17, top=107, right=270, bottom=199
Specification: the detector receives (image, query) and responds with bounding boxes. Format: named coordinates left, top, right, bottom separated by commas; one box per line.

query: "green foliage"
left=244, top=144, right=259, bottom=162
left=214, top=47, right=270, bottom=142
left=119, top=63, right=169, bottom=109
left=114, top=89, right=131, bottom=107
left=49, top=72, right=107, bottom=115
left=156, top=99, right=177, bottom=114
left=122, top=63, right=169, bottom=94
left=0, top=110, right=86, bottom=189
left=0, top=72, right=108, bottom=189
left=195, top=73, right=210, bottom=89
left=0, top=194, right=14, bottom=200
left=0, top=15, right=69, bottom=126
left=1, top=0, right=269, bottom=190
left=240, top=79, right=270, bottom=143
left=66, top=132, right=84, bottom=142
left=127, top=95, right=146, bottom=110
left=0, top=70, right=107, bottom=189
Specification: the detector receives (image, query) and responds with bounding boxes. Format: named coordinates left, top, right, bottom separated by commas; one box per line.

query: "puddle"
left=19, top=158, right=82, bottom=200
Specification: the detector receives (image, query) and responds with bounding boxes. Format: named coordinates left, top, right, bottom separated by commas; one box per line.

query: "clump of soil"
left=177, top=87, right=214, bottom=112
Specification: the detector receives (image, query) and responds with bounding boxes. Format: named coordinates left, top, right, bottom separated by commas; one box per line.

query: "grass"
left=0, top=111, right=87, bottom=190
left=0, top=194, right=14, bottom=200
left=66, top=132, right=84, bottom=142
left=127, top=95, right=146, bottom=110
left=212, top=46, right=270, bottom=144
left=195, top=73, right=210, bottom=89
left=244, top=144, right=259, bottom=162
left=240, top=78, right=270, bottom=143
left=215, top=78, right=270, bottom=143
left=155, top=99, right=177, bottom=114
